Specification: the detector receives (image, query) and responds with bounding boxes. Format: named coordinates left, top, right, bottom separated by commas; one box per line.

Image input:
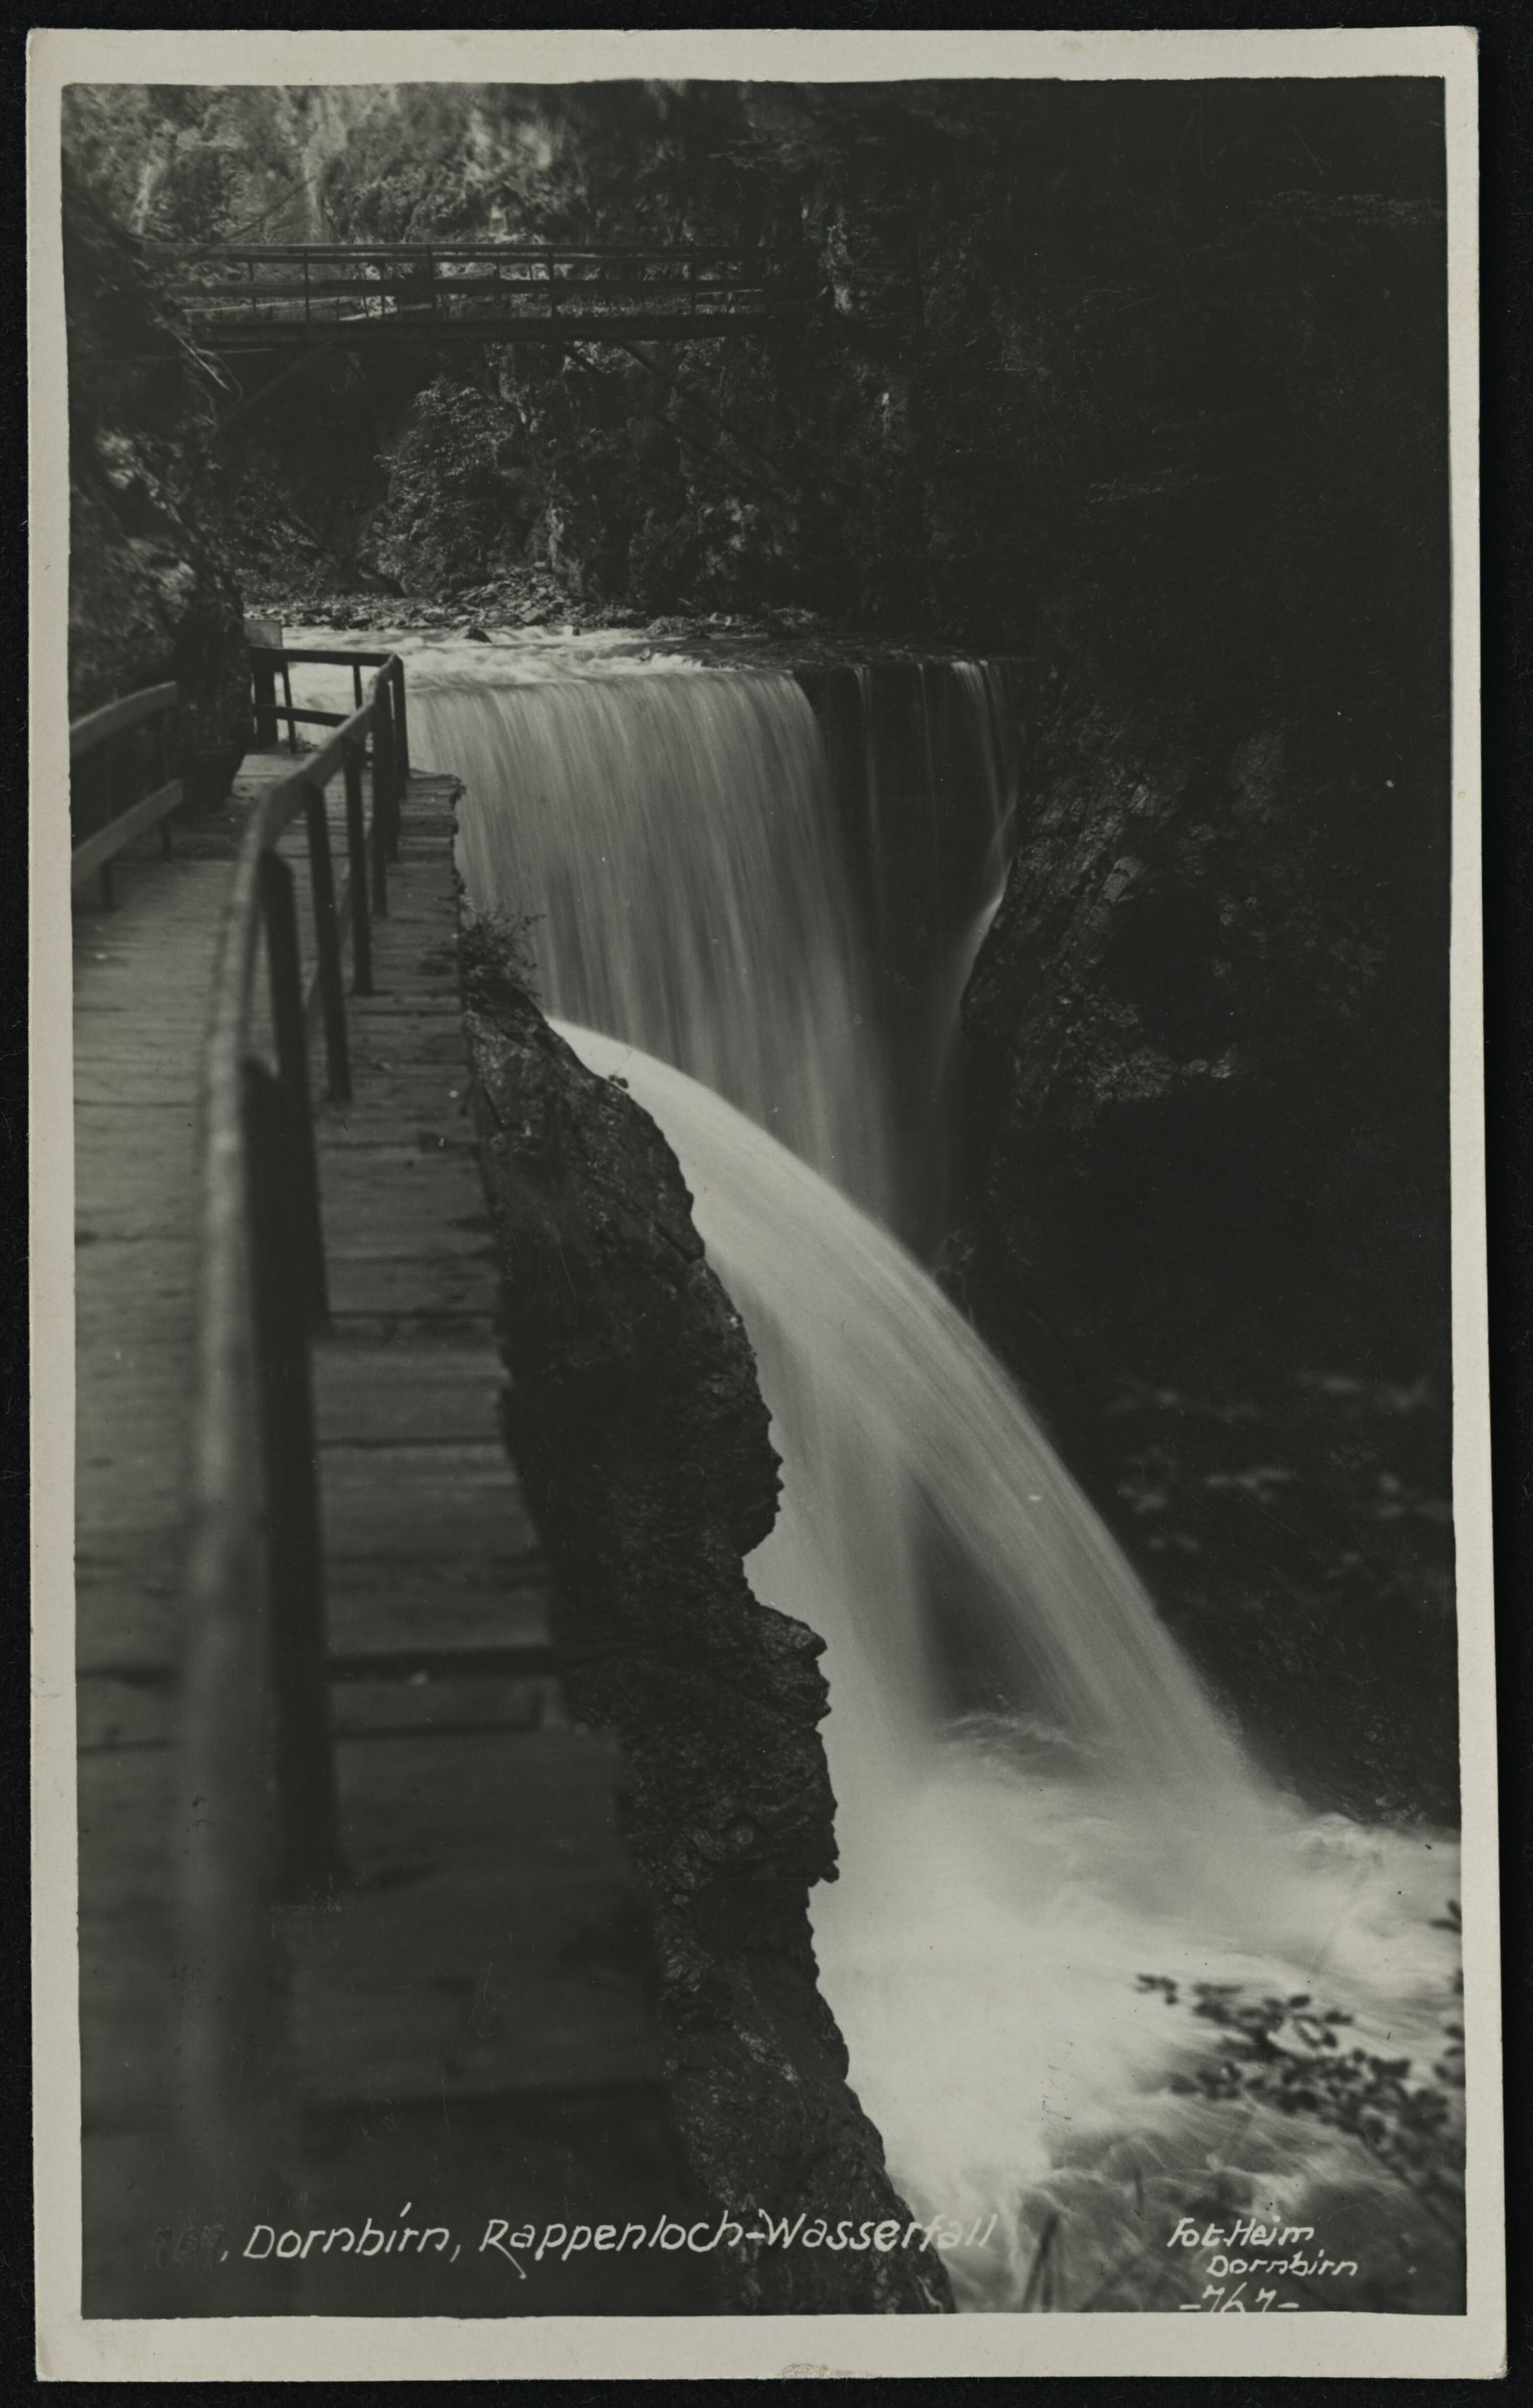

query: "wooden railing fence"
left=166, top=240, right=813, bottom=351
left=69, top=682, right=181, bottom=909
left=177, top=646, right=410, bottom=2167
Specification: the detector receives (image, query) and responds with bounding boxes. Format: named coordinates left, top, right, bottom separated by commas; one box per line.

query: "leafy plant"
left=1137, top=1898, right=1465, bottom=2236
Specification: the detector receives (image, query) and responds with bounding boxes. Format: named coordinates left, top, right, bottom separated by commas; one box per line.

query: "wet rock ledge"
left=460, top=920, right=949, bottom=2317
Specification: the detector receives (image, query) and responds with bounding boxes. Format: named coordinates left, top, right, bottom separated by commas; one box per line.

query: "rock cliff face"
left=955, top=672, right=1457, bottom=1822
left=63, top=172, right=250, bottom=781
left=460, top=922, right=949, bottom=2316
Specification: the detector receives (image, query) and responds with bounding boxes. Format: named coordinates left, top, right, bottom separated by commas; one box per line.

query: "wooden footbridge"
left=168, top=241, right=814, bottom=353
left=72, top=646, right=703, bottom=2315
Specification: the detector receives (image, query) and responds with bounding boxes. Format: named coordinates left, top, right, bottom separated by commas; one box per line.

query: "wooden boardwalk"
left=75, top=752, right=700, bottom=2317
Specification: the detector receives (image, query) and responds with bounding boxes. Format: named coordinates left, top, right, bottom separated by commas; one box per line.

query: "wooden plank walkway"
left=75, top=752, right=699, bottom=2318
left=75, top=802, right=241, bottom=2317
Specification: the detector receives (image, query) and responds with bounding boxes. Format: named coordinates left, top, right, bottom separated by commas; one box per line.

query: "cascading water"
left=403, top=635, right=1017, bottom=1249
left=297, top=633, right=1463, bottom=2311
left=554, top=1025, right=1461, bottom=2313
left=416, top=656, right=890, bottom=1213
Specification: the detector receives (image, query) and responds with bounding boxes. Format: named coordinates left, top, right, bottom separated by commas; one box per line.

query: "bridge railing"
left=178, top=646, right=410, bottom=2161
left=69, top=682, right=181, bottom=910
left=166, top=240, right=814, bottom=340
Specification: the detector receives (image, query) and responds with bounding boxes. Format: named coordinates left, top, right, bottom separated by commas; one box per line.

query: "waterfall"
left=413, top=661, right=891, bottom=1218
left=551, top=1021, right=1244, bottom=1796
left=408, top=644, right=1023, bottom=1245
left=554, top=1022, right=1459, bottom=2313
left=296, top=633, right=1461, bottom=2310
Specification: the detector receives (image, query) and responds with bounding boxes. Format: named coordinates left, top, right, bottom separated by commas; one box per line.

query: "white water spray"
left=551, top=1026, right=1461, bottom=2309
left=295, top=634, right=1462, bottom=2309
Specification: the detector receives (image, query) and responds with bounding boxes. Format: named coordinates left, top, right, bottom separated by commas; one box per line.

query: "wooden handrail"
left=177, top=265, right=794, bottom=285
left=255, top=645, right=394, bottom=669
left=167, top=239, right=810, bottom=264
left=69, top=682, right=181, bottom=907
left=178, top=647, right=410, bottom=2175
left=178, top=280, right=787, bottom=308
left=69, top=681, right=178, bottom=761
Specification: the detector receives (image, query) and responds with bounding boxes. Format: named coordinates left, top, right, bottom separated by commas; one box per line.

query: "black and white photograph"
left=31, top=27, right=1499, bottom=2381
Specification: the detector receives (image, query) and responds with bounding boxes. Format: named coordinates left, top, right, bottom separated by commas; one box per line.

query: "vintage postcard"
left=30, top=26, right=1501, bottom=2381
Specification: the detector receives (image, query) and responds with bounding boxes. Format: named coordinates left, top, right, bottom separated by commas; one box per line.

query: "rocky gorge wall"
left=953, top=666, right=1456, bottom=1824
left=787, top=647, right=1457, bottom=1826
left=63, top=171, right=250, bottom=786
left=459, top=921, right=949, bottom=2317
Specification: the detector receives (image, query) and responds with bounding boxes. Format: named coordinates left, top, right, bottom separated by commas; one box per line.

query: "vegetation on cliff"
left=65, top=81, right=1445, bottom=643
left=62, top=165, right=249, bottom=772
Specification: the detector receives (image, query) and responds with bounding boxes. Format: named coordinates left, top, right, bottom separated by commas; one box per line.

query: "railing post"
left=281, top=656, right=298, bottom=754
left=241, top=1057, right=342, bottom=1899
left=98, top=751, right=115, bottom=911
left=304, top=783, right=353, bottom=1104
left=368, top=719, right=390, bottom=921
left=247, top=622, right=282, bottom=745
left=158, top=708, right=175, bottom=860
left=390, top=656, right=410, bottom=792
left=342, top=737, right=374, bottom=997
left=374, top=681, right=401, bottom=865
left=258, top=849, right=328, bottom=1325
